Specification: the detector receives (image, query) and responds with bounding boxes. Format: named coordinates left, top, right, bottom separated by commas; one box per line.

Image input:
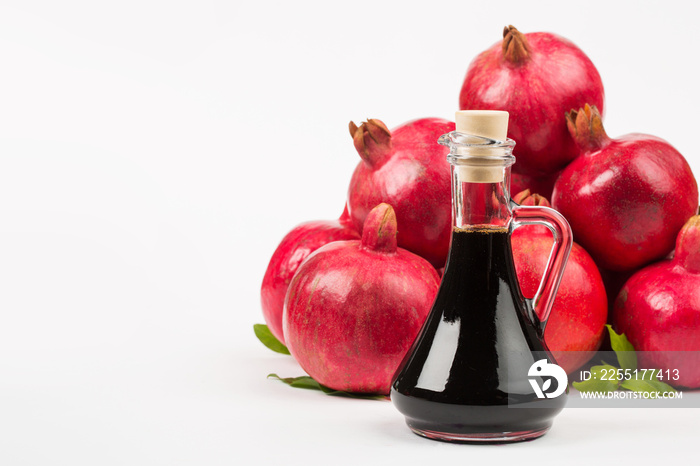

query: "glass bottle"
left=391, top=110, right=573, bottom=443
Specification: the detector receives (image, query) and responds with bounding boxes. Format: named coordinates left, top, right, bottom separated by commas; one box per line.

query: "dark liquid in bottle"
left=391, top=227, right=566, bottom=442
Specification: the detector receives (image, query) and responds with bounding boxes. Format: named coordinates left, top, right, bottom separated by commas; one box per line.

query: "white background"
left=1, top=1, right=698, bottom=464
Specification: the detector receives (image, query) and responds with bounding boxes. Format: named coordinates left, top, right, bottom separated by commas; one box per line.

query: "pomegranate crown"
left=502, top=25, right=531, bottom=64
left=566, top=104, right=610, bottom=152
left=513, top=189, right=551, bottom=207
left=361, top=203, right=398, bottom=253
left=349, top=119, right=393, bottom=167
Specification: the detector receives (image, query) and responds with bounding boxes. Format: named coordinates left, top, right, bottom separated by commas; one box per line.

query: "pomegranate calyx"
left=502, top=25, right=531, bottom=65
left=674, top=215, right=700, bottom=273
left=513, top=189, right=551, bottom=207
left=349, top=119, right=393, bottom=167
left=361, top=203, right=398, bottom=253
left=566, top=104, right=610, bottom=153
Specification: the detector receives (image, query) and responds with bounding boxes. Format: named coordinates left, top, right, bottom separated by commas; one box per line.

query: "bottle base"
left=407, top=423, right=551, bottom=444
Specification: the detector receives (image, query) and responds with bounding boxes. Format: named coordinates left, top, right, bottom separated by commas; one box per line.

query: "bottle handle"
left=511, top=204, right=573, bottom=335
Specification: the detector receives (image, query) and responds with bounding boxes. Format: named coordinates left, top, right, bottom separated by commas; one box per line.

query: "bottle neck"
left=438, top=130, right=516, bottom=230
left=451, top=164, right=513, bottom=230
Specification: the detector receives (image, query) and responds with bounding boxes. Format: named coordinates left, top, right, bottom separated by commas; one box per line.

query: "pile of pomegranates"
left=258, top=24, right=700, bottom=394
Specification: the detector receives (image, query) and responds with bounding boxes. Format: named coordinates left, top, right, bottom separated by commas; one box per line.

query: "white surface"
left=1, top=1, right=699, bottom=464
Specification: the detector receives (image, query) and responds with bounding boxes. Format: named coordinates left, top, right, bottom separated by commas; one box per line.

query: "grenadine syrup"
left=390, top=111, right=573, bottom=443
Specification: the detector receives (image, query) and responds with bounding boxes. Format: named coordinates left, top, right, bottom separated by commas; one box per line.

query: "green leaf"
left=254, top=324, right=291, bottom=355
left=621, top=378, right=677, bottom=394
left=573, top=364, right=619, bottom=393
left=267, top=374, right=387, bottom=400
left=268, top=374, right=322, bottom=390
left=606, top=324, right=637, bottom=371
left=289, top=377, right=322, bottom=389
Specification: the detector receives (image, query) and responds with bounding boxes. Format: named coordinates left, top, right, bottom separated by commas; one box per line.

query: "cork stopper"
left=455, top=110, right=509, bottom=141
left=454, top=110, right=510, bottom=183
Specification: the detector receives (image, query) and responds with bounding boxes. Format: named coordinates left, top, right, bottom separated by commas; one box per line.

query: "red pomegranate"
left=347, top=117, right=455, bottom=268
left=284, top=204, right=440, bottom=394
left=512, top=190, right=608, bottom=373
left=260, top=205, right=359, bottom=344
left=459, top=25, right=604, bottom=176
left=613, top=215, right=700, bottom=389
left=552, top=104, right=698, bottom=272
